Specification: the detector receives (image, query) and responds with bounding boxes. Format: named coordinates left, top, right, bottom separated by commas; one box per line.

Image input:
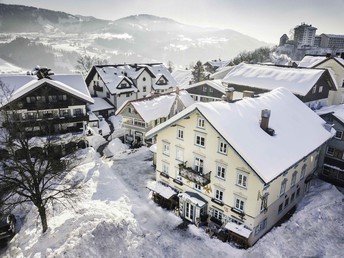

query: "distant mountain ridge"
left=0, top=3, right=270, bottom=70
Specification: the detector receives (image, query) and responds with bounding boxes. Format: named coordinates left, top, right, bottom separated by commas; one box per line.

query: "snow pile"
left=103, top=138, right=129, bottom=157
left=108, top=115, right=122, bottom=130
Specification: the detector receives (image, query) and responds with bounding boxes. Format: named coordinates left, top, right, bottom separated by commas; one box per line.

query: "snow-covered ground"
left=2, top=139, right=343, bottom=258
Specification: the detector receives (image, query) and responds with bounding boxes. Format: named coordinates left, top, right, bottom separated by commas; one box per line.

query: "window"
left=278, top=203, right=283, bottom=214
left=335, top=130, right=343, bottom=140
left=177, top=128, right=184, bottom=140
left=176, top=147, right=184, bottom=162
left=234, top=197, right=245, bottom=212
left=162, top=163, right=169, bottom=174
left=194, top=157, right=204, bottom=173
left=280, top=179, right=287, bottom=196
left=285, top=198, right=289, bottom=207
left=74, top=108, right=82, bottom=116
left=218, top=141, right=227, bottom=155
left=326, top=146, right=334, bottom=156
left=318, top=86, right=323, bottom=93
left=215, top=189, right=224, bottom=202
left=209, top=87, right=213, bottom=93
left=212, top=208, right=223, bottom=221
left=58, top=95, right=67, bottom=101
left=291, top=192, right=295, bottom=202
left=197, top=117, right=205, bottom=128
left=195, top=134, right=205, bottom=147
left=126, top=93, right=130, bottom=97
left=106, top=92, right=110, bottom=98
left=163, top=143, right=170, bottom=156
left=312, top=86, right=316, bottom=94
left=300, top=165, right=306, bottom=180
left=195, top=183, right=201, bottom=191
left=296, top=187, right=301, bottom=197
left=216, top=165, right=226, bottom=179
left=255, top=218, right=267, bottom=236
left=49, top=95, right=57, bottom=103
left=143, top=86, right=147, bottom=92
left=143, top=77, right=146, bottom=82
left=291, top=171, right=297, bottom=187
left=260, top=193, right=268, bottom=213
left=237, top=173, right=247, bottom=188
left=203, top=86, right=207, bottom=92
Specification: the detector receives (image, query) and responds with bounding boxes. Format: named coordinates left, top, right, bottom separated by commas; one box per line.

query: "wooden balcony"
left=178, top=163, right=211, bottom=186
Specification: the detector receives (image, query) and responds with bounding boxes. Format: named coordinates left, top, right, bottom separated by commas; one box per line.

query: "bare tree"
left=0, top=80, right=81, bottom=233
left=75, top=54, right=108, bottom=76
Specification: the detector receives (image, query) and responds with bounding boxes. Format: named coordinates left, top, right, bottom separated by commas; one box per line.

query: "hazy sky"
left=1, top=0, right=344, bottom=43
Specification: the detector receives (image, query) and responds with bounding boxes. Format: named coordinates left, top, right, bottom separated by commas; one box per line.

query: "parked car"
left=0, top=214, right=16, bottom=245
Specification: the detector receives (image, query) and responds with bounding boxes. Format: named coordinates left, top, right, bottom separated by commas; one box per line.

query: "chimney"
left=175, top=86, right=180, bottom=95
left=261, top=109, right=271, bottom=131
left=243, top=90, right=254, bottom=98
left=326, top=53, right=331, bottom=58
left=223, top=87, right=235, bottom=102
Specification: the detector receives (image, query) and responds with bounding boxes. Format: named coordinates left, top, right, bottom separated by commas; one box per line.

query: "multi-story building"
left=298, top=55, right=344, bottom=105
left=85, top=63, right=177, bottom=115
left=320, top=34, right=344, bottom=49
left=279, top=34, right=289, bottom=46
left=0, top=72, right=93, bottom=137
left=115, top=89, right=193, bottom=146
left=294, top=23, right=317, bottom=47
left=222, top=62, right=337, bottom=109
left=317, top=105, right=344, bottom=187
left=146, top=88, right=333, bottom=247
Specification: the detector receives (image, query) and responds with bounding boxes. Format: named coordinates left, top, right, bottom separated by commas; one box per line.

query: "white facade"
left=294, top=23, right=317, bottom=47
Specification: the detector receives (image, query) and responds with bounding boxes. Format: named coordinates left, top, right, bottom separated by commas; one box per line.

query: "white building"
left=294, top=23, right=317, bottom=47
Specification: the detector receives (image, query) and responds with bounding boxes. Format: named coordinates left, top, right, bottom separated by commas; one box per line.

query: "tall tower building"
left=294, top=23, right=317, bottom=47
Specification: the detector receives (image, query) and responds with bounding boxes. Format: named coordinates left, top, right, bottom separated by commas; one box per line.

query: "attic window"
left=143, top=77, right=146, bottom=81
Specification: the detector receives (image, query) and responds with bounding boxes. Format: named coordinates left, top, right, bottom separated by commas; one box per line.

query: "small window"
left=177, top=128, right=184, bottom=140
left=318, top=86, right=323, bottom=93
left=335, top=130, right=343, bottom=140
left=195, top=134, right=205, bottom=147
left=300, top=165, right=306, bottom=180
left=280, top=179, right=287, bottom=196
left=285, top=198, right=289, bottom=207
left=216, top=165, right=226, bottom=180
left=197, top=117, right=205, bottom=128
left=106, top=92, right=110, bottom=98
left=143, top=86, right=147, bottom=92
left=209, top=87, right=213, bottom=93
left=176, top=147, right=184, bottom=162
left=312, top=86, right=316, bottom=94
left=278, top=203, right=283, bottom=213
left=291, top=192, right=295, bottom=202
left=163, top=143, right=170, bottom=156
left=215, top=189, right=224, bottom=202
left=234, top=197, right=245, bottom=212
left=237, top=173, right=247, bottom=188
left=143, top=77, right=146, bottom=82
left=218, top=141, right=227, bottom=155
left=296, top=187, right=301, bottom=197
left=126, top=93, right=130, bottom=97
left=195, top=183, right=201, bottom=191
left=291, top=171, right=297, bottom=187
left=203, top=86, right=207, bottom=92
left=326, top=146, right=335, bottom=156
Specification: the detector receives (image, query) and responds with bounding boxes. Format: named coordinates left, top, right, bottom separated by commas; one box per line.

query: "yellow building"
left=146, top=87, right=333, bottom=247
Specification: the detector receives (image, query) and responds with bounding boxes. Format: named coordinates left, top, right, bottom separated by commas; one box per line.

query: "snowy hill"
left=2, top=142, right=343, bottom=258
left=0, top=58, right=25, bottom=74
left=0, top=3, right=270, bottom=69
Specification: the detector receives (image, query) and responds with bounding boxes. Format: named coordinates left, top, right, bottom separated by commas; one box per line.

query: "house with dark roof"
left=222, top=63, right=337, bottom=109
left=85, top=63, right=177, bottom=114
left=298, top=55, right=344, bottom=105
left=317, top=105, right=344, bottom=187
left=204, top=60, right=231, bottom=73
left=146, top=87, right=333, bottom=247
left=0, top=71, right=93, bottom=138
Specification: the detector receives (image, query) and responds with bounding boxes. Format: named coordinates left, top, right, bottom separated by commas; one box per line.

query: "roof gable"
left=147, top=88, right=333, bottom=183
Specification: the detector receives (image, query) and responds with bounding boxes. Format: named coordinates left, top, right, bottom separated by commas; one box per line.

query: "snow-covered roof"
left=316, top=104, right=344, bottom=124
left=204, top=60, right=231, bottom=69
left=225, top=222, right=252, bottom=238
left=178, top=192, right=206, bottom=207
left=222, top=63, right=326, bottom=96
left=87, top=97, right=115, bottom=112
left=334, top=57, right=344, bottom=67
left=145, top=64, right=177, bottom=90
left=0, top=74, right=93, bottom=107
left=147, top=181, right=177, bottom=199
left=184, top=79, right=225, bottom=93
left=147, top=88, right=333, bottom=183
left=116, top=90, right=193, bottom=124
left=171, top=69, right=193, bottom=89
left=298, top=56, right=327, bottom=68
left=209, top=66, right=235, bottom=80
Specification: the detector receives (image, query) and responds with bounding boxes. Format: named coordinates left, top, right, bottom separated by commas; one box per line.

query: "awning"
left=224, top=222, right=252, bottom=238
left=146, top=181, right=177, bottom=199
left=178, top=191, right=207, bottom=207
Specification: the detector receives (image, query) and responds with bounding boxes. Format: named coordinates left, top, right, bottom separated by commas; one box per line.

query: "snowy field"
left=2, top=140, right=344, bottom=258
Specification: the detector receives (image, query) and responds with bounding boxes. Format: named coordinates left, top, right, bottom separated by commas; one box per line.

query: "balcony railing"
left=178, top=163, right=211, bottom=186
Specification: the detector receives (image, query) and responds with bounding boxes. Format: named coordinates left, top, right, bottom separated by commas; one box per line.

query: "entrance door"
left=185, top=202, right=194, bottom=222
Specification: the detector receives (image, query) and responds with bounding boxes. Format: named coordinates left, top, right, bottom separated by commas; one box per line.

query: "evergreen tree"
left=192, top=61, right=206, bottom=83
